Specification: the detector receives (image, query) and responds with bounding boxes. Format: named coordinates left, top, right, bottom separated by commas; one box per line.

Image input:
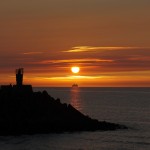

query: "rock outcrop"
left=0, top=86, right=127, bottom=135
left=0, top=68, right=127, bottom=135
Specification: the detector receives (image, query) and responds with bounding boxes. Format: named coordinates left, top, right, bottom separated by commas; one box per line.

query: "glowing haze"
left=0, top=0, right=150, bottom=87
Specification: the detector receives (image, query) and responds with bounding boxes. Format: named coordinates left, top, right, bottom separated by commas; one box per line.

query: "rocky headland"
left=0, top=68, right=127, bottom=135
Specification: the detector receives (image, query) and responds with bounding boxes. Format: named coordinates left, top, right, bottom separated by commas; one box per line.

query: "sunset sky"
left=0, top=0, right=150, bottom=87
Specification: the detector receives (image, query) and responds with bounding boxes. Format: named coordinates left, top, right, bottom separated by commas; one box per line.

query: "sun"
left=71, top=66, right=80, bottom=74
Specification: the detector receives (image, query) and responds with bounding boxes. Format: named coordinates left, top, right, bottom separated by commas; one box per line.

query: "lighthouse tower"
left=0, top=68, right=33, bottom=94
left=16, top=68, right=24, bottom=86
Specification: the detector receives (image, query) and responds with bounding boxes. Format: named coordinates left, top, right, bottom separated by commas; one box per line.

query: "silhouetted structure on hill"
left=16, top=68, right=23, bottom=86
left=0, top=68, right=127, bottom=135
left=1, top=68, right=32, bottom=95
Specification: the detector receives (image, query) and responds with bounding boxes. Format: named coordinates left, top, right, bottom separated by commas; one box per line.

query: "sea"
left=0, top=87, right=150, bottom=150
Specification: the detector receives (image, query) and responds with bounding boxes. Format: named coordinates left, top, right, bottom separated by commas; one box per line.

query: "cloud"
left=62, top=46, right=147, bottom=53
left=22, top=52, right=44, bottom=55
left=24, top=47, right=150, bottom=74
left=3, top=46, right=148, bottom=76
left=40, top=58, right=113, bottom=64
left=35, top=75, right=103, bottom=80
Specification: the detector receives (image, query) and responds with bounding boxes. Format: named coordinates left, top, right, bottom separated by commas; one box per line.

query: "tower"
left=16, top=68, right=24, bottom=86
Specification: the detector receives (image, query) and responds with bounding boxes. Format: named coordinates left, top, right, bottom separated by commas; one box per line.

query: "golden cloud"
left=23, top=52, right=44, bottom=55
left=34, top=75, right=103, bottom=80
left=40, top=58, right=114, bottom=64
left=62, top=46, right=147, bottom=53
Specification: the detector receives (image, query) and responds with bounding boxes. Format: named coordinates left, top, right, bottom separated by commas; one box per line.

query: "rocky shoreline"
left=0, top=87, right=127, bottom=135
left=0, top=68, right=127, bottom=135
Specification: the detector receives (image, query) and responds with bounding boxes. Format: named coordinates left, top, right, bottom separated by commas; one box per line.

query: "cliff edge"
left=0, top=68, right=127, bottom=135
left=0, top=87, right=127, bottom=135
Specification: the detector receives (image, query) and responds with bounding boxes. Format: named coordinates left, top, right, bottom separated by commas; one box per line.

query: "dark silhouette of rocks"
left=0, top=68, right=127, bottom=135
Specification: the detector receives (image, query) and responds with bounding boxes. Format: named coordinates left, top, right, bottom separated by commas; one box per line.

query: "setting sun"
left=71, top=67, right=80, bottom=74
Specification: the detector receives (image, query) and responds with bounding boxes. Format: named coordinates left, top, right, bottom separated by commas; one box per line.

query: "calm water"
left=0, top=87, right=150, bottom=150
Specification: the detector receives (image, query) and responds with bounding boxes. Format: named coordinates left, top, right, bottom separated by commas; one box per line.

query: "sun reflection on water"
left=70, top=87, right=82, bottom=112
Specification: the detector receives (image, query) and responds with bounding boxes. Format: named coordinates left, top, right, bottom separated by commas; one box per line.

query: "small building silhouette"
left=16, top=68, right=24, bottom=86
left=1, top=68, right=33, bottom=95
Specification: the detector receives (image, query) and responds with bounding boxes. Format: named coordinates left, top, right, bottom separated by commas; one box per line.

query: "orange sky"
left=0, top=0, right=150, bottom=87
